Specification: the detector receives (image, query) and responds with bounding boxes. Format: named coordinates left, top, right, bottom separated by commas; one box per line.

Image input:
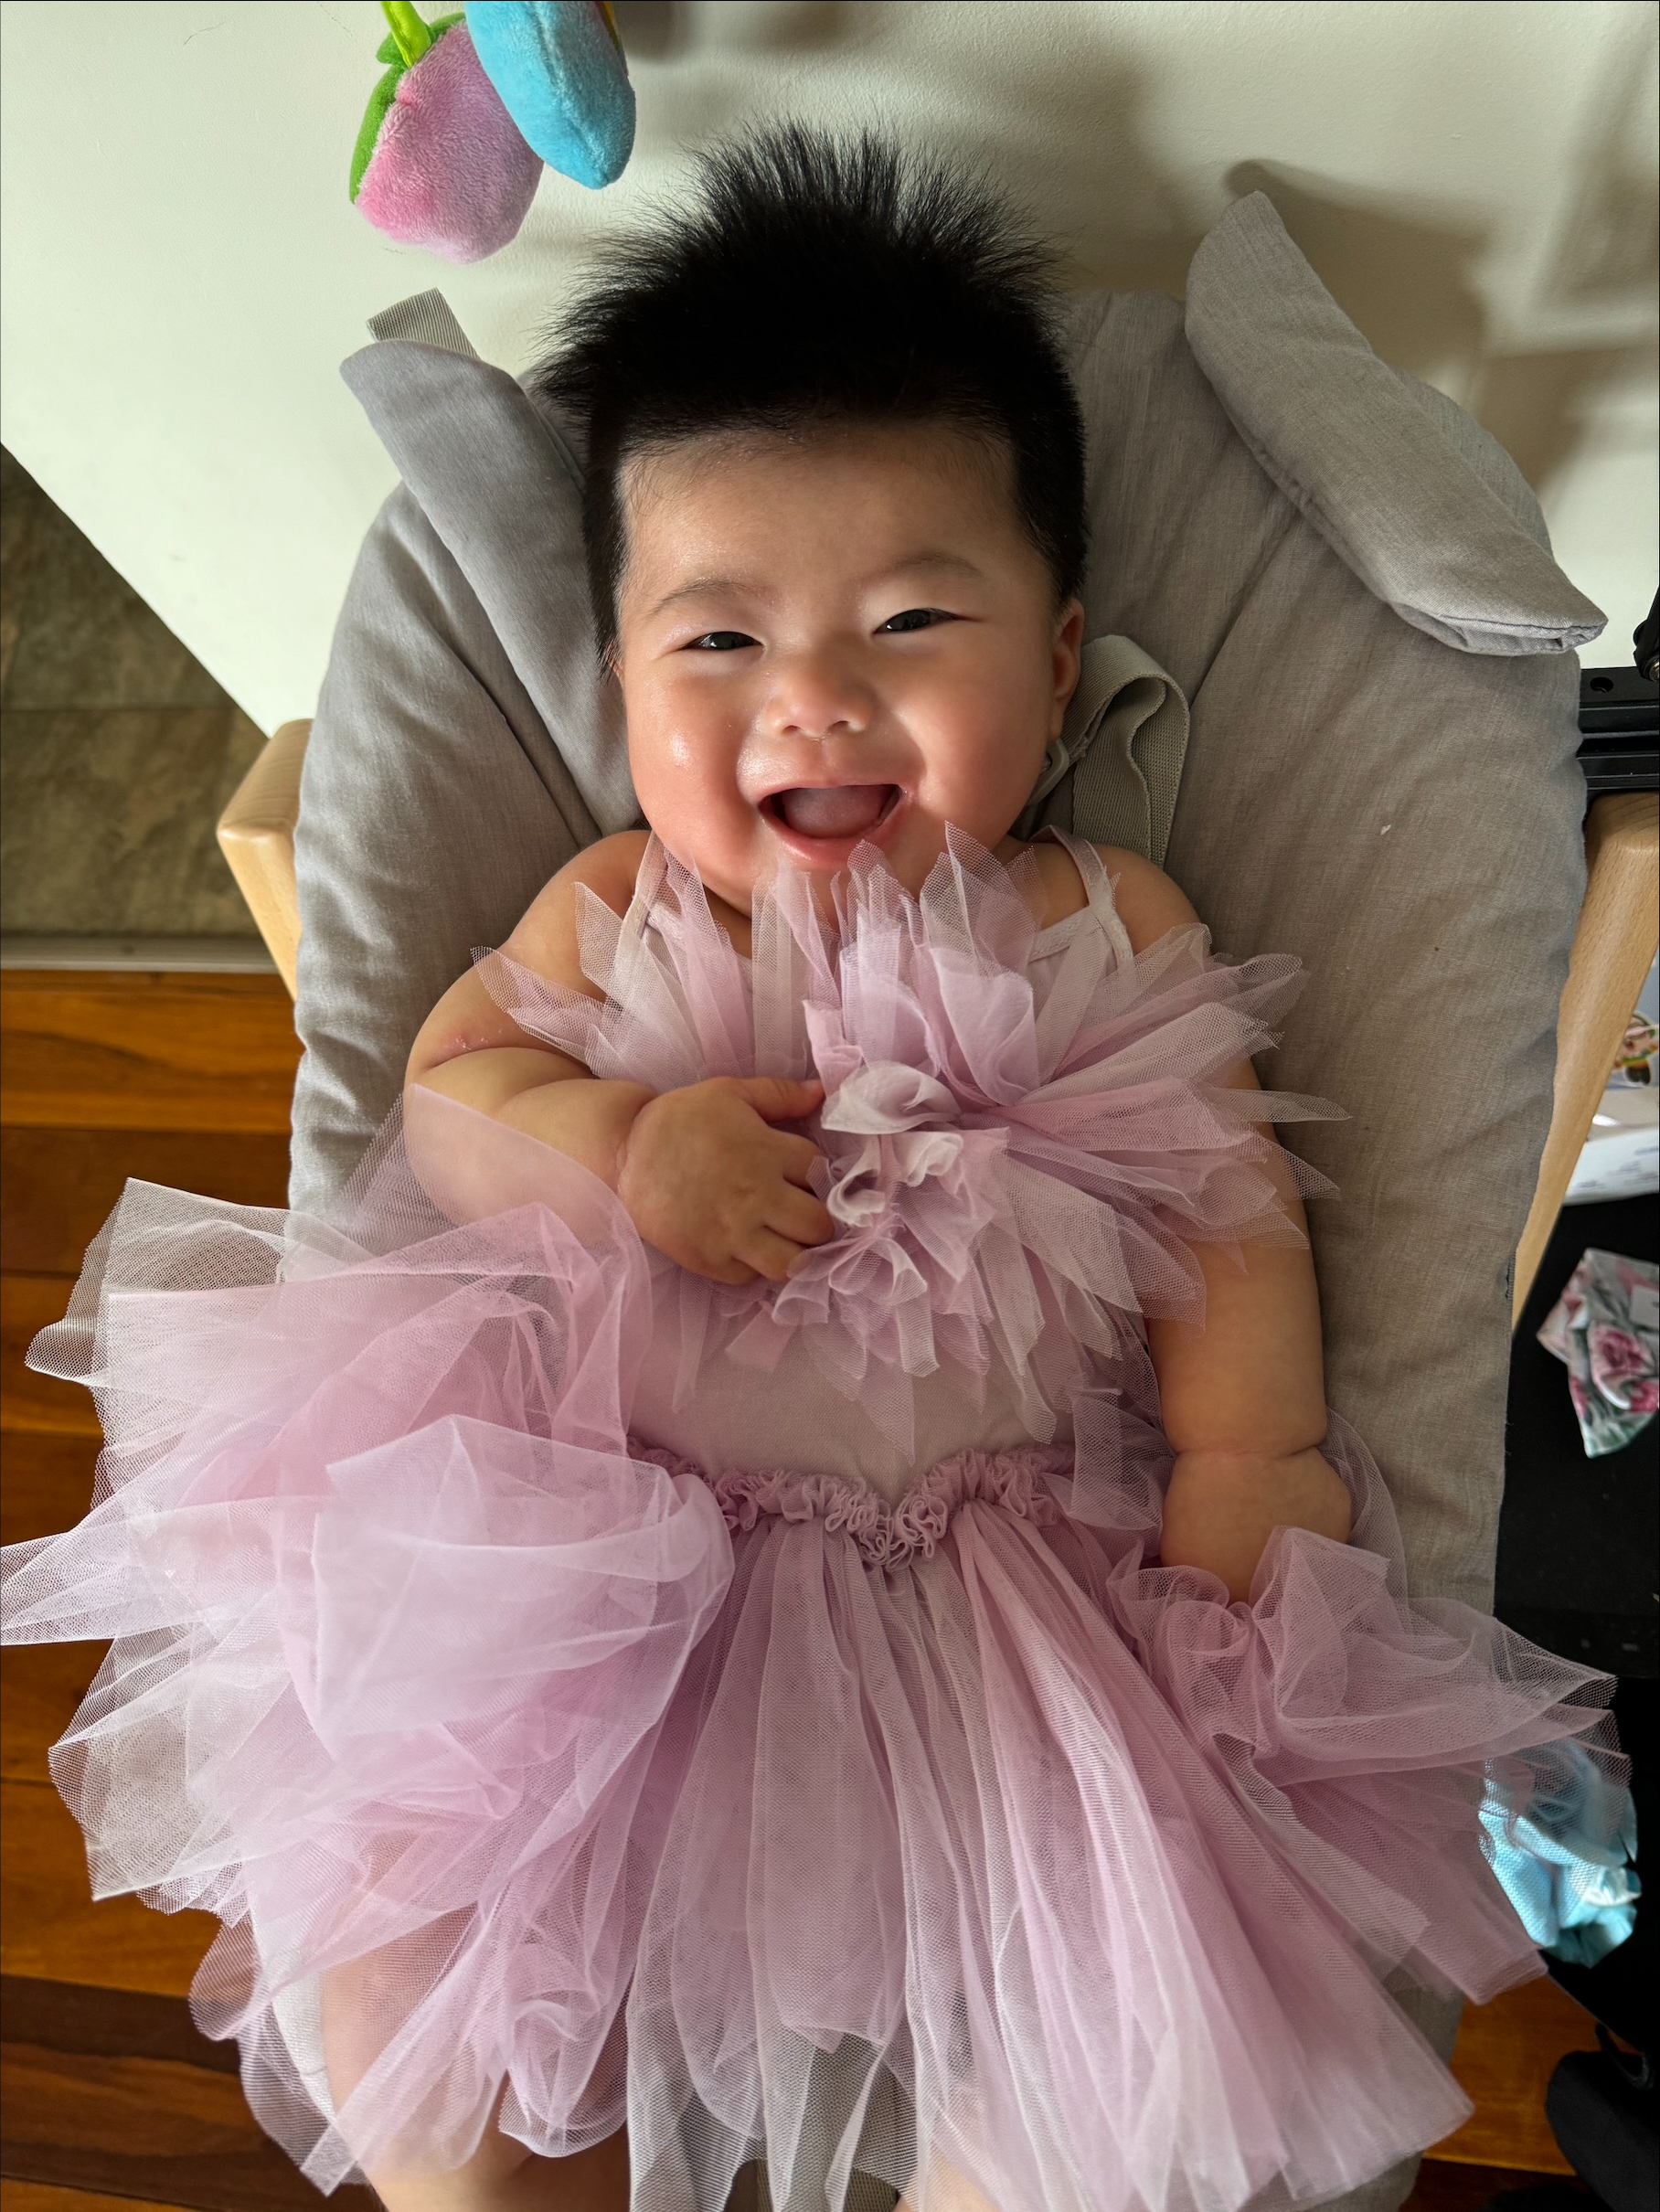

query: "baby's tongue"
left=775, top=784, right=890, bottom=838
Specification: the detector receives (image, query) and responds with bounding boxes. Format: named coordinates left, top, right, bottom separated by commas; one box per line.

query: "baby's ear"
left=1051, top=598, right=1086, bottom=725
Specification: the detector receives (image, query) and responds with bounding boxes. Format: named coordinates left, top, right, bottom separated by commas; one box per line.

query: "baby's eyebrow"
left=646, top=551, right=986, bottom=622
left=884, top=551, right=987, bottom=588
left=648, top=574, right=750, bottom=619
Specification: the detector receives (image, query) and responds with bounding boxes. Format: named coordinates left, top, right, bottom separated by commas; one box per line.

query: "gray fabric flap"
left=1185, top=193, right=1606, bottom=656
left=1016, top=634, right=1190, bottom=866
left=342, top=320, right=640, bottom=837
left=1022, top=633, right=1186, bottom=862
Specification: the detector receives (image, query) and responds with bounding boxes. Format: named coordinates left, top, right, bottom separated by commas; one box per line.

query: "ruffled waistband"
left=627, top=1438, right=1070, bottom=1568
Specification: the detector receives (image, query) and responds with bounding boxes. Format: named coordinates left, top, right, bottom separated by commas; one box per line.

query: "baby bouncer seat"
left=215, top=192, right=1655, bottom=2212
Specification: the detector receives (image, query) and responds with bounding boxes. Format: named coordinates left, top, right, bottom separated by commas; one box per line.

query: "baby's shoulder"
left=1030, top=836, right=1202, bottom=956
left=529, top=830, right=649, bottom=925
left=563, top=828, right=653, bottom=905
left=500, top=831, right=651, bottom=988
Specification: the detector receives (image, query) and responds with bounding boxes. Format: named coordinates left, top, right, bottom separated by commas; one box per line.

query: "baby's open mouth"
left=763, top=785, right=899, bottom=839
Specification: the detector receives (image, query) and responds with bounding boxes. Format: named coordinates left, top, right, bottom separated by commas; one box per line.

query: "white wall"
left=2, top=0, right=1655, bottom=734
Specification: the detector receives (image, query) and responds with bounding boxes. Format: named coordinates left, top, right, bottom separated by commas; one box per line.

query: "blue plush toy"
left=464, top=0, right=635, bottom=191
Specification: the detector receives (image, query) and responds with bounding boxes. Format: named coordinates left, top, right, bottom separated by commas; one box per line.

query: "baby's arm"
left=1097, top=847, right=1353, bottom=1601
left=405, top=832, right=835, bottom=1284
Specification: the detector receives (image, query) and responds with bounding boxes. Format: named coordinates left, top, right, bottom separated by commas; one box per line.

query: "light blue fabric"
left=464, top=0, right=633, bottom=189
left=1480, top=1739, right=1641, bottom=1968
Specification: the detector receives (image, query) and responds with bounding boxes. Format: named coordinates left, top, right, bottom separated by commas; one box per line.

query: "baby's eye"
left=686, top=631, right=757, bottom=653
left=879, top=608, right=952, bottom=634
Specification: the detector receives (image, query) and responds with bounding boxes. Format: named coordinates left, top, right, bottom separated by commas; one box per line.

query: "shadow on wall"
left=619, top=2, right=1207, bottom=293
left=613, top=0, right=1656, bottom=505
left=615, top=0, right=846, bottom=58
left=950, top=50, right=1206, bottom=302
left=1536, top=16, right=1660, bottom=311
left=622, top=9, right=1214, bottom=298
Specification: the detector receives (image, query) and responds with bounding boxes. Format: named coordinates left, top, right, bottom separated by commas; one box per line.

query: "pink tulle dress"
left=1, top=824, right=1627, bottom=2212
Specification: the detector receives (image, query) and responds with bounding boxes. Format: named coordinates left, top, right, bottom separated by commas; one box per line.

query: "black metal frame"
left=1578, top=589, right=1660, bottom=796
left=1579, top=665, right=1660, bottom=796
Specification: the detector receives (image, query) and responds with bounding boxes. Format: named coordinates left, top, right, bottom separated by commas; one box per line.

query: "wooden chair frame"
left=219, top=723, right=1659, bottom=1324
left=217, top=720, right=308, bottom=997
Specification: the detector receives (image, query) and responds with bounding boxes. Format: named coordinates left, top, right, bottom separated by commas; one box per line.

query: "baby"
left=407, top=163, right=1349, bottom=1590
left=392, top=124, right=1350, bottom=2211
left=7, top=123, right=1619, bottom=2212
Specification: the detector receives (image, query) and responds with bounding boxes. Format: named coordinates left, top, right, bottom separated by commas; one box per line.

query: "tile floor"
left=0, top=445, right=267, bottom=942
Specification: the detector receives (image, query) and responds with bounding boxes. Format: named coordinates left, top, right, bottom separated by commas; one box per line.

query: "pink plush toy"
left=350, top=4, right=543, bottom=263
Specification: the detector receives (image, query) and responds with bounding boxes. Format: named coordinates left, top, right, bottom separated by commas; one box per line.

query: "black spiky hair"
left=536, top=124, right=1089, bottom=659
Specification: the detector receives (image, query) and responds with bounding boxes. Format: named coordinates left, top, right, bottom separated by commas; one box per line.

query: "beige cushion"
left=1037, top=282, right=1588, bottom=1626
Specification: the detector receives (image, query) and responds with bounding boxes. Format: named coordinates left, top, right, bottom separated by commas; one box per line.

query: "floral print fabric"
left=1538, top=1246, right=1660, bottom=1457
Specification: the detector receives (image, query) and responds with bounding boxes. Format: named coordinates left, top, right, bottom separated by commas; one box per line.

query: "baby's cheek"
left=628, top=687, right=743, bottom=812
left=627, top=671, right=730, bottom=785
left=917, top=700, right=1048, bottom=839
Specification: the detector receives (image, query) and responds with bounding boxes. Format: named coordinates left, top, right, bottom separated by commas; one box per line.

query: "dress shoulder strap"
left=1029, top=824, right=1136, bottom=967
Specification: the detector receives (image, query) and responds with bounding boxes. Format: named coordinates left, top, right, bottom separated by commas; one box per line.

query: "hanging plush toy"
left=350, top=2, right=634, bottom=264
left=467, top=0, right=635, bottom=188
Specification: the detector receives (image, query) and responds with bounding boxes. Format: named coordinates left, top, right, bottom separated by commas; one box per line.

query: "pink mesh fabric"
left=0, top=825, right=1626, bottom=2212
left=474, top=825, right=1346, bottom=1462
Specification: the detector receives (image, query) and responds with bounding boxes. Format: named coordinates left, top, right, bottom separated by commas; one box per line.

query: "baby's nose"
left=762, top=646, right=876, bottom=739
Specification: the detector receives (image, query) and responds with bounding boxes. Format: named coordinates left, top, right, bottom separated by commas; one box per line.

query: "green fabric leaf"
left=353, top=17, right=465, bottom=203
left=350, top=64, right=403, bottom=201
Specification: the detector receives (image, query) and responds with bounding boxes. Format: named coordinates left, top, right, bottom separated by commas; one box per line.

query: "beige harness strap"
left=1016, top=634, right=1190, bottom=867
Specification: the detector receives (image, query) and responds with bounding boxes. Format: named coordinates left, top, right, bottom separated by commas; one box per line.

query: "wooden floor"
left=0, top=971, right=374, bottom=2210
left=0, top=969, right=1596, bottom=2208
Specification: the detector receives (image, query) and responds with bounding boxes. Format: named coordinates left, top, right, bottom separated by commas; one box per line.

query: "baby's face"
left=611, top=421, right=1083, bottom=917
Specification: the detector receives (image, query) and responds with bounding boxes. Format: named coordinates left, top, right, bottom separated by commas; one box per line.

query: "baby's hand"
left=617, top=1076, right=835, bottom=1285
left=1159, top=1445, right=1353, bottom=1603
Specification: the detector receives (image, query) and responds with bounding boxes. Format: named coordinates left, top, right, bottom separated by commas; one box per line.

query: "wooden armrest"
left=1513, top=790, right=1659, bottom=1324
left=218, top=719, right=310, bottom=998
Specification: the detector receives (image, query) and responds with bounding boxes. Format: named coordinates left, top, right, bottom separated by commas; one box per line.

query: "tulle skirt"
left=0, top=1109, right=1626, bottom=2212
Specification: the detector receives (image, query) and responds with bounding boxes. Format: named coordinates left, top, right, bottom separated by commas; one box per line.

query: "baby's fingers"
left=733, top=1075, right=825, bottom=1125
left=735, top=1228, right=815, bottom=1285
left=768, top=1183, right=835, bottom=1250
left=696, top=1251, right=760, bottom=1288
left=771, top=1129, right=827, bottom=1186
